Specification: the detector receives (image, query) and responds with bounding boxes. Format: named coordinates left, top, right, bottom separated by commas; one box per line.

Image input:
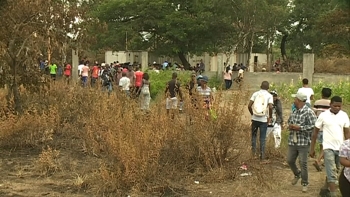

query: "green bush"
left=207, top=73, right=224, bottom=90
left=146, top=70, right=224, bottom=98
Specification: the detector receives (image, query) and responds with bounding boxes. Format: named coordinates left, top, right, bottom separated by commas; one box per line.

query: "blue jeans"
left=251, top=120, right=268, bottom=160
left=81, top=76, right=88, bottom=87
left=102, top=83, right=113, bottom=96
left=324, top=149, right=340, bottom=183
left=224, top=79, right=232, bottom=90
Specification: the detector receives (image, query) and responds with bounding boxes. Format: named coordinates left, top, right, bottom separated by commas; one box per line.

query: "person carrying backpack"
left=101, top=67, right=113, bottom=94
left=266, top=90, right=283, bottom=149
left=248, top=81, right=273, bottom=162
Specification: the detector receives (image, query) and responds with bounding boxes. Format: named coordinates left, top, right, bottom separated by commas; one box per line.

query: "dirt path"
left=185, top=160, right=326, bottom=197
left=187, top=89, right=327, bottom=197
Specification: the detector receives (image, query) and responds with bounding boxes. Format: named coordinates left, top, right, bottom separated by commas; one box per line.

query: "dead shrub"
left=0, top=80, right=277, bottom=196
left=36, top=145, right=61, bottom=176
left=0, top=110, right=56, bottom=148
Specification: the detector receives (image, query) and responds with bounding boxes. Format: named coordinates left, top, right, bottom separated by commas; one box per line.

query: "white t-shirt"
left=119, top=77, right=130, bottom=91
left=315, top=109, right=350, bottom=150
left=297, top=87, right=314, bottom=104
left=78, top=64, right=84, bottom=75
left=250, top=89, right=273, bottom=122
left=238, top=69, right=244, bottom=77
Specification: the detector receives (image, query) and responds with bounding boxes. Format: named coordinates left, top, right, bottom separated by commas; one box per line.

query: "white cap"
left=292, top=92, right=308, bottom=102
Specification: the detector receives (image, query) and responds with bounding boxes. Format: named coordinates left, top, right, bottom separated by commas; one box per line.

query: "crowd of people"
left=42, top=60, right=216, bottom=116
left=223, top=64, right=245, bottom=90
left=248, top=78, right=350, bottom=197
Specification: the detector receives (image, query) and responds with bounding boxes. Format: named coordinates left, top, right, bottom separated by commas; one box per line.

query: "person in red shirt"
left=64, top=63, right=72, bottom=84
left=122, top=67, right=128, bottom=73
left=91, top=63, right=100, bottom=87
left=134, top=66, right=143, bottom=97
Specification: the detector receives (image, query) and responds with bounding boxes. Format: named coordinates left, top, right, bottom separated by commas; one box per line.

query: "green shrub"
left=208, top=73, right=224, bottom=90
left=146, top=70, right=226, bottom=98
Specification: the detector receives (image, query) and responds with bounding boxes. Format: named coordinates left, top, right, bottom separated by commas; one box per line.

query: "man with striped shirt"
left=196, top=76, right=213, bottom=119
left=312, top=88, right=332, bottom=171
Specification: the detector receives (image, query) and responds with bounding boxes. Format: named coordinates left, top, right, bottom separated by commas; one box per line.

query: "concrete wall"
left=243, top=72, right=350, bottom=88
left=105, top=51, right=143, bottom=65
left=205, top=71, right=350, bottom=90
left=148, top=52, right=182, bottom=65
left=105, top=51, right=268, bottom=71
left=313, top=73, right=350, bottom=83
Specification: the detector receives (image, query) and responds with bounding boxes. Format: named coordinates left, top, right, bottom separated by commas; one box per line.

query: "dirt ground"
left=0, top=148, right=327, bottom=197
left=0, top=89, right=329, bottom=197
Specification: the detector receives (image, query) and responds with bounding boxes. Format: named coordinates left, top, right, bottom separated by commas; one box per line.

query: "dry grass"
left=36, top=146, right=61, bottom=176
left=315, top=57, right=350, bottom=74
left=0, top=80, right=280, bottom=196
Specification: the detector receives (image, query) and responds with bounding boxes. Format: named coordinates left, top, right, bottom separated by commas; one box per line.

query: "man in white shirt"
left=119, top=72, right=131, bottom=97
left=310, top=96, right=350, bottom=197
left=238, top=68, right=244, bottom=79
left=248, top=81, right=273, bottom=161
left=78, top=61, right=84, bottom=77
left=297, top=78, right=314, bottom=107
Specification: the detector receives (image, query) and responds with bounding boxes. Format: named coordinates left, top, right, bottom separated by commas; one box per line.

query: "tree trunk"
left=224, top=43, right=239, bottom=65
left=7, top=59, right=23, bottom=114
left=47, top=34, right=52, bottom=66
left=178, top=52, right=191, bottom=70
left=266, top=33, right=270, bottom=71
left=224, top=52, right=231, bottom=65
left=247, top=32, right=255, bottom=72
left=281, top=34, right=288, bottom=61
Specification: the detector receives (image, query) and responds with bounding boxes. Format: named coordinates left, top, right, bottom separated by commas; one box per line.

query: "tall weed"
left=0, top=80, right=272, bottom=195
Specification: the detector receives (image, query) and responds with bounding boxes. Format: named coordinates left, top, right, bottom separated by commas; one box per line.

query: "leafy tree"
left=92, top=0, right=240, bottom=69
left=316, top=0, right=350, bottom=57
left=0, top=0, right=89, bottom=113
left=279, top=0, right=350, bottom=60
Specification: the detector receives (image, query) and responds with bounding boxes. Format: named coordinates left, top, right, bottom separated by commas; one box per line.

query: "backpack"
left=101, top=72, right=110, bottom=86
left=252, top=92, right=268, bottom=117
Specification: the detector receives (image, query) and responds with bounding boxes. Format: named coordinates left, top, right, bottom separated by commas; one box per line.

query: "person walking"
left=312, top=87, right=332, bottom=171
left=139, top=73, right=151, bottom=112
left=119, top=72, right=131, bottom=97
left=63, top=62, right=71, bottom=84
left=248, top=81, right=273, bottom=161
left=310, top=96, right=350, bottom=197
left=266, top=90, right=283, bottom=149
left=287, top=91, right=317, bottom=193
left=196, top=76, right=214, bottom=120
left=81, top=62, right=90, bottom=87
left=134, top=66, right=144, bottom=98
left=49, top=63, right=57, bottom=81
left=165, top=72, right=183, bottom=119
left=339, top=138, right=350, bottom=196
left=297, top=78, right=314, bottom=107
left=223, top=66, right=232, bottom=90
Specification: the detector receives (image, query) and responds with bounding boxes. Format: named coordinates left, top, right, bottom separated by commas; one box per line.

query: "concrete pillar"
left=141, top=51, right=148, bottom=71
left=72, top=49, right=79, bottom=84
left=302, top=53, right=314, bottom=86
